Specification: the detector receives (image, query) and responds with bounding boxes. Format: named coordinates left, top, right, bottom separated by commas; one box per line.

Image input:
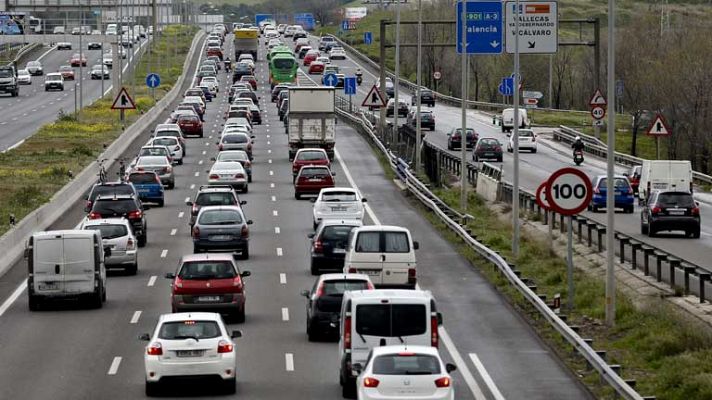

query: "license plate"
left=667, top=210, right=685, bottom=215
left=197, top=295, right=221, bottom=302
left=176, top=350, right=205, bottom=357
left=220, top=174, right=232, bottom=178
left=210, top=235, right=232, bottom=241
left=39, top=282, right=58, bottom=290
left=653, top=183, right=667, bottom=189
left=331, top=207, right=347, bottom=212
left=333, top=248, right=346, bottom=254
left=484, top=153, right=494, bottom=156
left=360, top=269, right=381, bottom=276
left=309, top=178, right=322, bottom=182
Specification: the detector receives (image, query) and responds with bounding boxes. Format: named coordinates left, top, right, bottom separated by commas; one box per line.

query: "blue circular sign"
left=323, top=73, right=338, bottom=87
left=146, top=73, right=160, bottom=88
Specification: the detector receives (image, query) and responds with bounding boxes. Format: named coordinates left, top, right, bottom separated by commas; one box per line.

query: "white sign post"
left=505, top=1, right=558, bottom=54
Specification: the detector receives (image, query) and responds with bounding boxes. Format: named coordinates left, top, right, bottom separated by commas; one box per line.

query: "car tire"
left=627, top=206, right=634, bottom=214
left=507, top=147, right=513, bottom=153
left=234, top=307, right=246, bottom=324
left=497, top=156, right=503, bottom=162
left=145, top=381, right=160, bottom=397
left=28, top=294, right=41, bottom=311
left=648, top=223, right=656, bottom=237
left=640, top=219, right=648, bottom=234
left=692, top=228, right=701, bottom=239
left=430, top=126, right=435, bottom=131
left=342, top=378, right=356, bottom=399
left=307, top=319, right=319, bottom=342
left=177, top=159, right=183, bottom=165
left=126, top=262, right=138, bottom=276
left=532, top=149, right=537, bottom=153
left=157, top=199, right=165, bottom=207
left=242, top=185, right=248, bottom=194
left=221, top=377, right=236, bottom=395
left=248, top=175, right=252, bottom=183
left=193, top=245, right=201, bottom=253
left=473, top=155, right=478, bottom=162
left=240, top=245, right=249, bottom=260
left=89, top=289, right=103, bottom=309
left=295, top=192, right=301, bottom=200
left=138, top=234, right=147, bottom=248
left=168, top=181, right=175, bottom=189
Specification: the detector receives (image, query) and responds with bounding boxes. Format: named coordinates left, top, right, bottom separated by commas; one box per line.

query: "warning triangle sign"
left=646, top=114, right=672, bottom=136
left=589, top=89, right=607, bottom=106
left=111, top=87, right=137, bottom=110
left=361, top=84, right=387, bottom=108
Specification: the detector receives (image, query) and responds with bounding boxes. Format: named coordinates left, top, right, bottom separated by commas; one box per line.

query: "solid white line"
left=170, top=228, right=177, bottom=236
left=440, top=328, right=487, bottom=399
left=469, top=353, right=506, bottom=400
left=267, top=141, right=271, bottom=145
left=36, top=45, right=56, bottom=61
left=178, top=211, right=185, bottom=219
left=282, top=307, right=289, bottom=321
left=107, top=356, right=122, bottom=375
left=160, top=249, right=168, bottom=258
left=276, top=247, right=283, bottom=256
left=0, top=279, right=27, bottom=318
left=268, top=149, right=272, bottom=154
left=275, top=227, right=281, bottom=234
left=279, top=273, right=287, bottom=284
left=285, top=353, right=294, bottom=371
left=268, top=159, right=272, bottom=164
left=147, top=276, right=157, bottom=287
left=273, top=210, right=278, bottom=216
left=130, top=311, right=142, bottom=324
left=334, top=149, right=380, bottom=225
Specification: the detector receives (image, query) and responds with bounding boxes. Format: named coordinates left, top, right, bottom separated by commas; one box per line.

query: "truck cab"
left=0, top=66, right=18, bottom=97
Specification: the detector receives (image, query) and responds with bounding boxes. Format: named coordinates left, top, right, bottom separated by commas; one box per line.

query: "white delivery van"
left=26, top=230, right=108, bottom=310
left=105, top=23, right=118, bottom=35
left=343, top=225, right=419, bottom=289
left=638, top=160, right=693, bottom=203
left=501, top=108, right=529, bottom=132
left=338, top=289, right=442, bottom=398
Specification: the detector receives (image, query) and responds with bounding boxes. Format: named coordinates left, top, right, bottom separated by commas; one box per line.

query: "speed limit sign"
left=590, top=106, right=606, bottom=120
left=433, top=71, right=442, bottom=80
left=536, top=182, right=550, bottom=211
left=545, top=168, right=593, bottom=215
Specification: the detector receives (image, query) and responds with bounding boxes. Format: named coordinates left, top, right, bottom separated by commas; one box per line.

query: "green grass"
left=0, top=25, right=197, bottom=235
left=413, top=187, right=712, bottom=399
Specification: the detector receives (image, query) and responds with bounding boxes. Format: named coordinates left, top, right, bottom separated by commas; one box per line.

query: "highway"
left=0, top=34, right=148, bottom=151
left=0, top=33, right=591, bottom=399
left=304, top=36, right=712, bottom=269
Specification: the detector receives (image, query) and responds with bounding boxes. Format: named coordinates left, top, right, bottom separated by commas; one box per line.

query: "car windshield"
left=223, top=135, right=248, bottom=144
left=158, top=320, right=221, bottom=340
left=0, top=69, right=13, bottom=78
left=518, top=130, right=534, bottom=137
left=47, top=75, right=61, bottom=81
left=27, top=62, right=40, bottom=67
left=320, top=280, right=370, bottom=297
left=137, top=156, right=167, bottom=166
left=217, top=152, right=248, bottom=162
left=60, top=67, right=72, bottom=72
left=597, top=178, right=630, bottom=190
left=479, top=139, right=499, bottom=146
left=179, top=261, right=237, bottom=280
left=178, top=116, right=198, bottom=123
left=92, top=199, right=137, bottom=214
left=356, top=304, right=427, bottom=337
left=89, top=184, right=134, bottom=201
left=321, top=225, right=357, bottom=246
left=452, top=129, right=475, bottom=137
left=128, top=172, right=158, bottom=184
left=156, top=129, right=180, bottom=136
left=84, top=224, right=128, bottom=240
left=198, top=209, right=243, bottom=225
left=140, top=147, right=169, bottom=157
left=321, top=191, right=357, bottom=202
left=300, top=167, right=329, bottom=178
left=273, top=58, right=295, bottom=69
left=152, top=138, right=178, bottom=147
left=195, top=193, right=236, bottom=206
left=297, top=151, right=327, bottom=161
left=372, top=354, right=441, bottom=375
left=657, top=193, right=695, bottom=208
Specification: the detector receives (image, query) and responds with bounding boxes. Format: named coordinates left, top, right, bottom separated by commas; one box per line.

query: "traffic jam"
left=22, top=21, right=458, bottom=400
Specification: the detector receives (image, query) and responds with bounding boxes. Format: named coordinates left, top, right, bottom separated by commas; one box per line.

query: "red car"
left=292, top=148, right=331, bottom=179
left=240, top=75, right=257, bottom=90
left=70, top=53, right=87, bottom=67
left=59, top=65, right=75, bottom=80
left=206, top=46, right=223, bottom=60
left=177, top=114, right=204, bottom=137
left=165, top=253, right=251, bottom=323
left=303, top=51, right=320, bottom=66
left=308, top=61, right=325, bottom=75
left=294, top=165, right=335, bottom=199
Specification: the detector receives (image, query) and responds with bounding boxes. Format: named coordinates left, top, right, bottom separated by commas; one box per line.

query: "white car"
left=355, top=345, right=456, bottom=400
left=146, top=136, right=183, bottom=164
left=313, top=187, right=366, bottom=229
left=102, top=53, right=113, bottom=67
left=56, top=41, right=72, bottom=50
left=142, top=312, right=242, bottom=396
left=16, top=69, right=31, bottom=84
left=506, top=128, right=537, bottom=153
left=207, top=160, right=248, bottom=192
left=329, top=47, right=347, bottom=60
left=79, top=218, right=138, bottom=274
left=316, top=56, right=331, bottom=65
left=200, top=77, right=219, bottom=95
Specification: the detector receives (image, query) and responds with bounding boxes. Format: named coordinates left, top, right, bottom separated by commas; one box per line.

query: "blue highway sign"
left=146, top=73, right=160, bottom=88
left=344, top=77, right=357, bottom=95
left=456, top=1, right=503, bottom=55
left=498, top=76, right=514, bottom=96
left=364, top=31, right=373, bottom=45
left=323, top=73, right=338, bottom=87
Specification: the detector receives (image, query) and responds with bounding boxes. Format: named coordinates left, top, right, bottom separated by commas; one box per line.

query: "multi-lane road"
left=0, top=33, right=592, bottom=399
left=0, top=34, right=148, bottom=151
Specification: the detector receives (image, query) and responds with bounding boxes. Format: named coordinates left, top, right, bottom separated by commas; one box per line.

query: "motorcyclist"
left=355, top=68, right=363, bottom=84
left=572, top=136, right=585, bottom=160
left=224, top=56, right=232, bottom=72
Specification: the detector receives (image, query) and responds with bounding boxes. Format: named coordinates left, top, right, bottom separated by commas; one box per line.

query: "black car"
left=301, top=274, right=373, bottom=340
left=89, top=194, right=148, bottom=246
left=641, top=191, right=700, bottom=238
left=407, top=109, right=435, bottom=131
left=250, top=105, right=262, bottom=124
left=87, top=42, right=102, bottom=50
left=232, top=63, right=253, bottom=83
left=293, top=31, right=307, bottom=40
left=271, top=84, right=290, bottom=102
left=411, top=89, right=435, bottom=107
left=385, top=99, right=408, bottom=117
left=235, top=89, right=259, bottom=106
left=84, top=181, right=139, bottom=212
left=308, top=220, right=362, bottom=274
left=278, top=98, right=289, bottom=121
left=186, top=185, right=245, bottom=227
left=473, top=137, right=503, bottom=162
left=447, top=128, right=477, bottom=150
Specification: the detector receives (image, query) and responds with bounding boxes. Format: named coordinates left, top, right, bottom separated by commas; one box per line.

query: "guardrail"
left=334, top=102, right=649, bottom=400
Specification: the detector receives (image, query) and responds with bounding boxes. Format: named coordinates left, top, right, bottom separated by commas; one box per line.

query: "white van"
left=638, top=160, right=693, bottom=203
left=343, top=225, right=419, bottom=289
left=501, top=108, right=529, bottom=132
left=338, top=289, right=442, bottom=397
left=26, top=230, right=108, bottom=310
left=105, top=24, right=118, bottom=35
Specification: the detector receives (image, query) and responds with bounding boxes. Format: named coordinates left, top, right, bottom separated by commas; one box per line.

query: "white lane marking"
left=190, top=184, right=195, bottom=190
left=275, top=227, right=281, bottom=234
left=194, top=172, right=200, bottom=177
left=273, top=210, right=278, bottom=216
left=276, top=247, right=283, bottom=256
left=202, top=150, right=207, bottom=155
left=160, top=249, right=168, bottom=258
left=130, top=311, right=142, bottom=324
left=439, top=328, right=487, bottom=399
left=107, top=357, right=122, bottom=375
left=268, top=149, right=272, bottom=154
left=269, top=170, right=274, bottom=176
left=266, top=134, right=271, bottom=138
left=0, top=279, right=27, bottom=318
left=285, top=353, right=294, bottom=371
left=270, top=183, right=275, bottom=188
left=267, top=141, right=271, bottom=145
left=335, top=149, right=380, bottom=225
left=170, top=229, right=177, bottom=236
left=469, top=353, right=506, bottom=400
left=268, top=159, right=272, bottom=164
left=199, top=160, right=204, bottom=165
left=282, top=307, right=290, bottom=321
left=178, top=211, right=185, bottom=219
left=279, top=273, right=287, bottom=284
left=205, top=142, right=210, bottom=146
left=184, top=197, right=190, bottom=203
left=271, top=195, right=276, bottom=202
left=147, top=276, right=157, bottom=287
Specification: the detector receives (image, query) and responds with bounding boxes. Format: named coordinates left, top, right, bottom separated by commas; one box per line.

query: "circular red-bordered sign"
left=536, top=182, right=550, bottom=211
left=433, top=71, right=442, bottom=80
left=545, top=168, right=593, bottom=216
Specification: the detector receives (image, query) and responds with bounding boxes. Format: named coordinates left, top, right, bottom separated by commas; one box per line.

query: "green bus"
left=267, top=45, right=292, bottom=62
left=269, top=53, right=298, bottom=88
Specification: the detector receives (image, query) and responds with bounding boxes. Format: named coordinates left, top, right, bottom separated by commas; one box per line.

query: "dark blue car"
left=128, top=171, right=165, bottom=207
left=589, top=175, right=634, bottom=213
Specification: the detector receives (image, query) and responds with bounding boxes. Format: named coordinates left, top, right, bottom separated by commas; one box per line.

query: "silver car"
left=207, top=160, right=248, bottom=192
left=217, top=132, right=254, bottom=160
left=146, top=136, right=183, bottom=164
left=80, top=218, right=138, bottom=274
left=17, top=69, right=31, bottom=85
left=192, top=206, right=252, bottom=259
left=134, top=155, right=175, bottom=189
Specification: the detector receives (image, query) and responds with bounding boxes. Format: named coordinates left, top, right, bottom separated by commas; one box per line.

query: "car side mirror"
left=247, top=220, right=253, bottom=225
left=231, top=330, right=242, bottom=339
left=301, top=289, right=310, bottom=298
left=437, top=312, right=443, bottom=326
left=143, top=205, right=151, bottom=210
left=622, top=172, right=629, bottom=177
left=164, top=272, right=175, bottom=279
left=332, top=172, right=336, bottom=176
left=240, top=271, right=251, bottom=277
left=139, top=333, right=151, bottom=341
left=23, top=247, right=30, bottom=259
left=310, top=198, right=317, bottom=203
left=506, top=133, right=511, bottom=137
left=352, top=363, right=363, bottom=374
left=240, top=200, right=247, bottom=205
left=445, top=363, right=457, bottom=373
left=215, top=141, right=219, bottom=145
left=696, top=201, right=700, bottom=207
left=361, top=198, right=367, bottom=203
left=206, top=170, right=210, bottom=173
left=251, top=135, right=256, bottom=139
left=413, top=241, right=419, bottom=250
left=185, top=201, right=193, bottom=206
left=308, top=233, right=315, bottom=239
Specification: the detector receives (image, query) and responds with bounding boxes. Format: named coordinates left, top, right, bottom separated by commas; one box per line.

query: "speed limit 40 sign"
left=544, top=168, right=593, bottom=215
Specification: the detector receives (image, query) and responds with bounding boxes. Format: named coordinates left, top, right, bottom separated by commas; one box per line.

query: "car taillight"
left=313, top=240, right=323, bottom=254
left=155, top=175, right=162, bottom=184
left=235, top=173, right=245, bottom=179
left=366, top=281, right=375, bottom=289
left=127, top=237, right=135, bottom=250
left=434, top=377, right=450, bottom=388
left=245, top=161, right=251, bottom=167
left=209, top=174, right=220, bottom=180
left=192, top=226, right=200, bottom=238
left=651, top=206, right=662, bottom=215
left=692, top=207, right=700, bottom=216
left=174, top=276, right=183, bottom=289
left=218, top=144, right=223, bottom=151
left=217, top=340, right=234, bottom=353
left=408, top=268, right=417, bottom=285
left=247, top=143, right=252, bottom=150
left=89, top=211, right=101, bottom=219
left=315, top=282, right=324, bottom=297
left=136, top=167, right=144, bottom=171
left=128, top=210, right=142, bottom=219
left=363, top=377, right=379, bottom=388
left=147, top=342, right=162, bottom=355
left=627, top=187, right=633, bottom=195
left=494, top=146, right=501, bottom=152
left=594, top=187, right=600, bottom=194
left=241, top=224, right=249, bottom=238
left=343, top=316, right=352, bottom=349
left=348, top=266, right=356, bottom=273
left=191, top=204, right=199, bottom=214
left=431, top=316, right=439, bottom=347
left=233, top=276, right=242, bottom=288
left=85, top=200, right=93, bottom=209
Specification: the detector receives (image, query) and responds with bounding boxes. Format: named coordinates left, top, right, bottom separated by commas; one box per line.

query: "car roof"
left=318, top=219, right=363, bottom=227
left=82, top=217, right=131, bottom=227
left=353, top=225, right=410, bottom=233
left=346, top=289, right=433, bottom=301
left=318, top=273, right=372, bottom=282
left=158, top=312, right=223, bottom=323
left=370, top=345, right=440, bottom=357
left=181, top=253, right=238, bottom=263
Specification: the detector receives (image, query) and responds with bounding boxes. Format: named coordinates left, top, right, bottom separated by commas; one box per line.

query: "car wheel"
left=430, top=126, right=435, bottom=131
left=126, top=262, right=138, bottom=276
left=138, top=234, right=147, bottom=248
left=310, top=260, right=320, bottom=275
left=295, top=192, right=301, bottom=200
left=627, top=206, right=634, bottom=214
left=168, top=181, right=175, bottom=189
left=242, top=185, right=248, bottom=194
left=592, top=205, right=598, bottom=213
left=240, top=245, right=249, bottom=260
left=193, top=245, right=201, bottom=253
left=497, top=156, right=503, bottom=162
left=234, top=306, right=246, bottom=324
left=89, top=288, right=103, bottom=309
left=473, top=155, right=478, bottom=162
left=342, top=378, right=356, bottom=399
left=145, top=381, right=160, bottom=397
left=177, top=159, right=183, bottom=165
left=692, top=227, right=701, bottom=239
left=221, top=377, right=236, bottom=395
left=28, top=295, right=41, bottom=311
left=648, top=223, right=656, bottom=237
left=248, top=175, right=252, bottom=183
left=157, top=199, right=164, bottom=207
left=307, top=319, right=319, bottom=342
left=532, top=149, right=537, bottom=153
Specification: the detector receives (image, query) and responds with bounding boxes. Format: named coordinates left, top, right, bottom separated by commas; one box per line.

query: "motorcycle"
left=573, top=150, right=584, bottom=166
left=356, top=73, right=363, bottom=86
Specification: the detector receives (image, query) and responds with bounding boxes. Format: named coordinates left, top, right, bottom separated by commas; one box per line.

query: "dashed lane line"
left=147, top=276, right=157, bottom=287
left=130, top=311, right=142, bottom=324
left=107, top=357, right=122, bottom=375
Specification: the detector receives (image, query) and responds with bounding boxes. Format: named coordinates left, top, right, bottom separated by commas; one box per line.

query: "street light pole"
left=605, top=0, right=617, bottom=327
left=512, top=0, right=521, bottom=258
left=415, top=0, right=422, bottom=174
left=393, top=0, right=401, bottom=147
left=459, top=0, right=467, bottom=210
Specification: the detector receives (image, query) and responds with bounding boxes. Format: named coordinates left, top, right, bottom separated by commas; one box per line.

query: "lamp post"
left=605, top=0, right=617, bottom=327
left=415, top=0, right=422, bottom=174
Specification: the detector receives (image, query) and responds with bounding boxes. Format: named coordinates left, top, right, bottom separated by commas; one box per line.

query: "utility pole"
left=79, top=5, right=84, bottom=112
left=415, top=0, right=422, bottom=174
left=379, top=20, right=387, bottom=141
left=512, top=0, right=521, bottom=258
left=393, top=0, right=401, bottom=147
left=605, top=0, right=617, bottom=327
left=459, top=0, right=467, bottom=211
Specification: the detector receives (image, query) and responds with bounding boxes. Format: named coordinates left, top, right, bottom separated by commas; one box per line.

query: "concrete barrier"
left=0, top=30, right=206, bottom=279
left=476, top=173, right=499, bottom=202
